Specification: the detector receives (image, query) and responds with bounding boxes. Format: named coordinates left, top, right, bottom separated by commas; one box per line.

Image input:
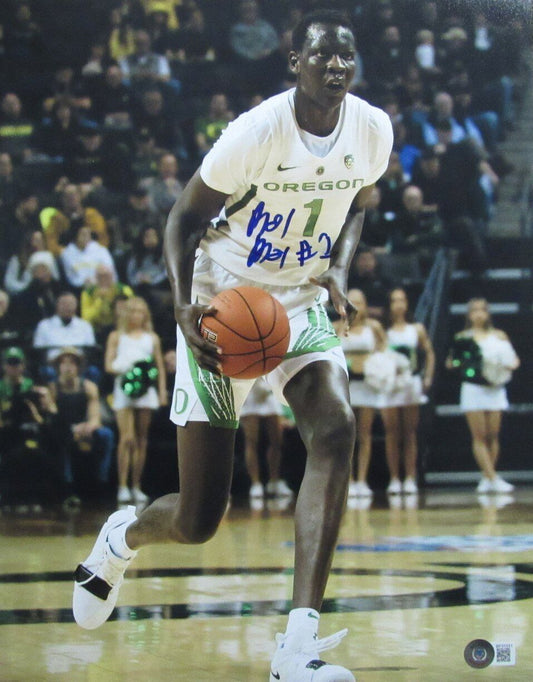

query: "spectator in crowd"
left=0, top=290, right=21, bottom=350
left=337, top=289, right=387, bottom=499
left=132, top=86, right=186, bottom=157
left=41, top=63, right=92, bottom=117
left=11, top=251, right=62, bottom=341
left=389, top=185, right=443, bottom=276
left=65, top=122, right=131, bottom=191
left=3, top=1, right=47, bottom=107
left=32, top=98, right=82, bottom=162
left=119, top=29, right=177, bottom=96
left=0, top=346, right=58, bottom=510
left=130, top=129, right=164, bottom=184
left=228, top=0, right=282, bottom=94
left=359, top=186, right=391, bottom=252
left=435, top=120, right=495, bottom=275
left=110, top=186, right=162, bottom=266
left=392, top=119, right=422, bottom=181
left=422, top=91, right=485, bottom=150
left=90, top=63, right=134, bottom=130
left=414, top=29, right=438, bottom=76
left=4, top=230, right=59, bottom=295
left=193, top=93, right=234, bottom=159
left=376, top=151, right=407, bottom=216
left=33, top=291, right=96, bottom=363
left=126, top=226, right=168, bottom=294
left=381, top=288, right=434, bottom=496
left=0, top=188, right=41, bottom=265
left=0, top=92, right=35, bottom=163
left=48, top=346, right=115, bottom=504
left=108, top=7, right=137, bottom=62
left=81, top=264, right=134, bottom=344
left=104, top=296, right=166, bottom=503
left=410, top=147, right=441, bottom=213
left=240, top=378, right=292, bottom=501
left=60, top=225, right=118, bottom=293
left=126, top=225, right=171, bottom=337
left=0, top=152, right=20, bottom=210
left=43, top=183, right=109, bottom=256
left=81, top=39, right=113, bottom=79
left=368, top=25, right=407, bottom=98
left=347, top=248, right=392, bottom=321
left=139, top=152, right=183, bottom=219
left=162, top=4, right=217, bottom=66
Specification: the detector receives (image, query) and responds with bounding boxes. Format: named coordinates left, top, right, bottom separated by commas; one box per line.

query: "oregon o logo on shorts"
left=173, top=388, right=189, bottom=415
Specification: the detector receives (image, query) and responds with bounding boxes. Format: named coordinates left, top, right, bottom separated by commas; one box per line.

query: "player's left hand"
left=310, top=268, right=357, bottom=331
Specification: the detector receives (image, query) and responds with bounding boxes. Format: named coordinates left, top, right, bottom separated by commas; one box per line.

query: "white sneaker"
left=356, top=481, right=373, bottom=497
left=402, top=478, right=418, bottom=495
left=347, top=481, right=358, bottom=497
left=132, top=488, right=148, bottom=504
left=491, top=477, right=514, bottom=493
left=249, top=482, right=264, bottom=498
left=387, top=479, right=402, bottom=495
left=73, top=505, right=137, bottom=629
left=117, top=486, right=131, bottom=503
left=476, top=477, right=493, bottom=494
left=270, top=629, right=355, bottom=681
left=274, top=480, right=293, bottom=498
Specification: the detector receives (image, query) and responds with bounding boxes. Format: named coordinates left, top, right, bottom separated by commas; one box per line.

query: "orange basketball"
left=199, top=286, right=290, bottom=379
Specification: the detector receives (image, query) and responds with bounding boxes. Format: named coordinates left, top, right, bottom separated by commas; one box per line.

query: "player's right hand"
left=174, top=303, right=223, bottom=375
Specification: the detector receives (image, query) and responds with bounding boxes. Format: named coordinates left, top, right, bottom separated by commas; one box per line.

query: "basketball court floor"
left=2, top=487, right=533, bottom=681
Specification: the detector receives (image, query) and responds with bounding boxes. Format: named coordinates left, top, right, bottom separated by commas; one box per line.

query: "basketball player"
left=73, top=10, right=393, bottom=681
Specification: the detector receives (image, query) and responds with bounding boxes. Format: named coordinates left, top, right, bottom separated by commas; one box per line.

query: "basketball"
left=199, top=286, right=290, bottom=379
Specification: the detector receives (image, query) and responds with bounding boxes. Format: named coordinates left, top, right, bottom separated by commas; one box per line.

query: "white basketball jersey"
left=199, top=89, right=393, bottom=286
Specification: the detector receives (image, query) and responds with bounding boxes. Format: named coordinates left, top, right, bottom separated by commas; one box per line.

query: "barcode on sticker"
left=493, top=642, right=516, bottom=666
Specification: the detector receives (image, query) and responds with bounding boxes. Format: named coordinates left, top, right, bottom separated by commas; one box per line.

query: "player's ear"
left=288, top=51, right=300, bottom=74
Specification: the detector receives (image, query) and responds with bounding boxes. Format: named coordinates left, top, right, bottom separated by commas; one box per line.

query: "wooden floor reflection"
left=2, top=487, right=533, bottom=681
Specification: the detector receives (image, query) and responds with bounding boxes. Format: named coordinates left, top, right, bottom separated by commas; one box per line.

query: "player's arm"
left=311, top=183, right=375, bottom=329
left=163, top=169, right=229, bottom=373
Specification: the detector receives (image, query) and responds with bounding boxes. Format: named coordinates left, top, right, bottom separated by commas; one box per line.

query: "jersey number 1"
left=302, top=199, right=323, bottom=236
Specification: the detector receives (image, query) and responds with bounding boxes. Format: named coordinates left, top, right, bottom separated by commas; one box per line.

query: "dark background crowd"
left=0, top=0, right=530, bottom=509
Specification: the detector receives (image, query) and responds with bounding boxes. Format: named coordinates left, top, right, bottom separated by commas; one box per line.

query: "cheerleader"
left=381, top=288, right=435, bottom=495
left=337, top=289, right=387, bottom=497
left=446, top=298, right=519, bottom=493
left=105, top=297, right=167, bottom=503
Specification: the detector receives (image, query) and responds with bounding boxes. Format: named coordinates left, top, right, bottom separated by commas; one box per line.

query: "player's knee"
left=311, top=402, right=355, bottom=455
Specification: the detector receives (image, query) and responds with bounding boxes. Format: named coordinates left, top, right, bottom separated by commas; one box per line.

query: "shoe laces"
left=275, top=628, right=348, bottom=656
left=78, top=545, right=131, bottom=588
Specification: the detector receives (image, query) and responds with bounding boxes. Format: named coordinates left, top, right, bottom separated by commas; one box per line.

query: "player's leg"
left=128, top=423, right=235, bottom=546
left=73, top=422, right=235, bottom=629
left=269, top=359, right=355, bottom=682
left=285, top=360, right=354, bottom=609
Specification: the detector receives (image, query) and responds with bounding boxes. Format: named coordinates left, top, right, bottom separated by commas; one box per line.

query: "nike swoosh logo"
left=277, top=163, right=298, bottom=172
left=270, top=671, right=281, bottom=680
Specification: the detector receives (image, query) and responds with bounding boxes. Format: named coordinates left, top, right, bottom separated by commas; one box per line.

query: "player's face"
left=292, top=23, right=356, bottom=108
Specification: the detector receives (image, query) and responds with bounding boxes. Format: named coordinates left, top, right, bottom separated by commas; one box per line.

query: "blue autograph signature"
left=245, top=201, right=331, bottom=268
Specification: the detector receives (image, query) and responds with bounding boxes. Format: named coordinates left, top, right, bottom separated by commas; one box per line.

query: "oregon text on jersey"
left=263, top=179, right=365, bottom=192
